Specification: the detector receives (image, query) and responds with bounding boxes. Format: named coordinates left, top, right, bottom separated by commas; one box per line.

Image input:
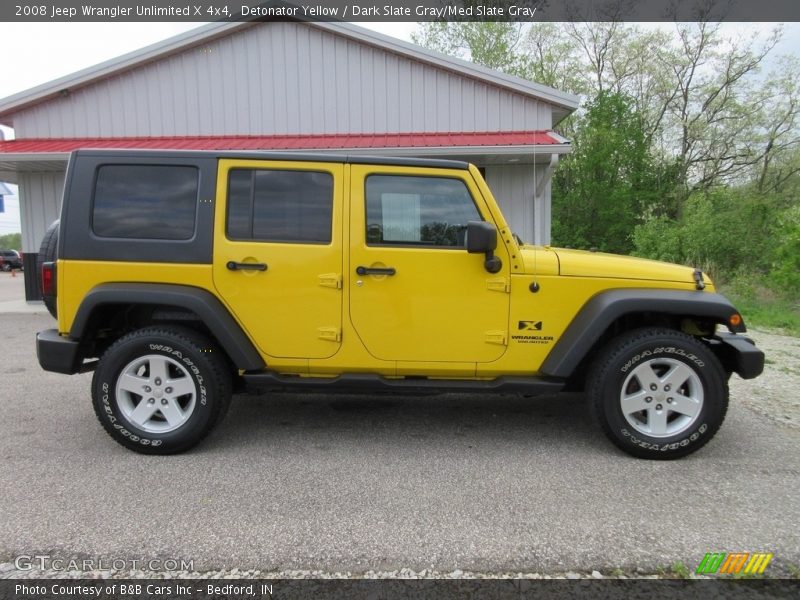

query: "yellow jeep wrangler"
left=36, top=150, right=764, bottom=458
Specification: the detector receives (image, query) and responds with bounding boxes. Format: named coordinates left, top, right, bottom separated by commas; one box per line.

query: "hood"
left=552, top=248, right=709, bottom=285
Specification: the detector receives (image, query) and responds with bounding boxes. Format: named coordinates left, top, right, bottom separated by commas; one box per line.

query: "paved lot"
left=0, top=271, right=44, bottom=314
left=1, top=312, right=798, bottom=576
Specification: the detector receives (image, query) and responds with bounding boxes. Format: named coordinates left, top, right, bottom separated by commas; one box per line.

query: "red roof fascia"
left=0, top=131, right=563, bottom=154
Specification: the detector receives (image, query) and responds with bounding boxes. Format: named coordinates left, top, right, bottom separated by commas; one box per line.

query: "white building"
left=0, top=21, right=578, bottom=299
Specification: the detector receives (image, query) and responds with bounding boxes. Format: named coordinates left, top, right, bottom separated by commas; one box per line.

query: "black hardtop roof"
left=71, top=149, right=470, bottom=170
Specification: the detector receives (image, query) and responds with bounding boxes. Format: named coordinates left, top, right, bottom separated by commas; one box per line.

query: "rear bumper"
left=711, top=332, right=765, bottom=380
left=36, top=329, right=82, bottom=375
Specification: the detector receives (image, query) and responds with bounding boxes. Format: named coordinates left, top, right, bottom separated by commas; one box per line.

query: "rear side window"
left=92, top=165, right=199, bottom=240
left=226, top=169, right=333, bottom=243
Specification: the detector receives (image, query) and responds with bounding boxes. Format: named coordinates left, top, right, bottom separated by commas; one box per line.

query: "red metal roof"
left=0, top=131, right=564, bottom=154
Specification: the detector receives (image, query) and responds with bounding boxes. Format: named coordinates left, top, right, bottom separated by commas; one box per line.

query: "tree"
left=557, top=21, right=781, bottom=200
left=0, top=232, right=21, bottom=250
left=753, top=56, right=800, bottom=195
left=411, top=18, right=800, bottom=294
left=664, top=23, right=779, bottom=196
left=412, top=20, right=794, bottom=200
left=552, top=92, right=671, bottom=253
left=411, top=22, right=527, bottom=74
left=517, top=23, right=587, bottom=96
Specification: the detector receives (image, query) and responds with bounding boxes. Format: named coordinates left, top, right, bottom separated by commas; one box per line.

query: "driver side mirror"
left=466, top=221, right=502, bottom=274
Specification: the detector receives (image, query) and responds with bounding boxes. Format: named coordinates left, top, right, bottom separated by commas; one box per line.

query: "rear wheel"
left=587, top=328, right=728, bottom=459
left=91, top=326, right=232, bottom=454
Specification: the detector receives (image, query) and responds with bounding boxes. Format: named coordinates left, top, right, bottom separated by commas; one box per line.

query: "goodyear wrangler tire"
left=91, top=326, right=232, bottom=454
left=587, top=327, right=728, bottom=460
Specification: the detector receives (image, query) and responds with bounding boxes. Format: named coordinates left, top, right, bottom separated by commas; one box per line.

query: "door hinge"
left=318, top=327, right=342, bottom=342
left=318, top=273, right=342, bottom=289
left=485, top=330, right=508, bottom=345
left=486, top=278, right=510, bottom=293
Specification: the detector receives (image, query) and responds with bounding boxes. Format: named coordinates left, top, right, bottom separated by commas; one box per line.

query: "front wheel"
left=587, top=328, right=728, bottom=459
left=91, top=326, right=232, bottom=454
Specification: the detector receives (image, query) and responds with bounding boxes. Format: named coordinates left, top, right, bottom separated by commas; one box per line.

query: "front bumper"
left=710, top=332, right=765, bottom=379
left=36, top=329, right=82, bottom=375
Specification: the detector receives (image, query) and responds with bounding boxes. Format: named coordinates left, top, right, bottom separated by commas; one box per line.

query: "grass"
left=719, top=285, right=800, bottom=337
left=670, top=562, right=692, bottom=579
left=655, top=562, right=692, bottom=579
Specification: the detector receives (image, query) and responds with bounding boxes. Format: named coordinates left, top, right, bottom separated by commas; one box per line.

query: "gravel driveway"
left=0, top=314, right=798, bottom=579
left=732, top=328, right=800, bottom=430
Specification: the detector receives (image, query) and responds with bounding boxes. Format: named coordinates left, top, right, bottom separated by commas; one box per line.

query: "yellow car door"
left=348, top=165, right=510, bottom=364
left=213, top=159, right=344, bottom=360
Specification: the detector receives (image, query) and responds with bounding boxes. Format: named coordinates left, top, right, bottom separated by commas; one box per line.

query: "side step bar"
left=242, top=371, right=564, bottom=395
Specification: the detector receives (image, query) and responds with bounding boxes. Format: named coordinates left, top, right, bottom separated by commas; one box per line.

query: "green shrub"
left=633, top=188, right=777, bottom=284
left=768, top=205, right=800, bottom=299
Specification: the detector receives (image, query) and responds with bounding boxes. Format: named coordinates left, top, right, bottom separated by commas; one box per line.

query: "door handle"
left=356, top=266, right=396, bottom=276
left=226, top=261, right=268, bottom=271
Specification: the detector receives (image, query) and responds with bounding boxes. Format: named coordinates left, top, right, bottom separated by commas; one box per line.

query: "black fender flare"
left=539, top=289, right=745, bottom=378
left=70, top=283, right=265, bottom=371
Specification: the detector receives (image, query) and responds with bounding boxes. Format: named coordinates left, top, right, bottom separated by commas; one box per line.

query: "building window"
left=365, top=175, right=481, bottom=247
left=227, top=169, right=333, bottom=243
left=92, top=165, right=198, bottom=240
left=0, top=196, right=4, bottom=213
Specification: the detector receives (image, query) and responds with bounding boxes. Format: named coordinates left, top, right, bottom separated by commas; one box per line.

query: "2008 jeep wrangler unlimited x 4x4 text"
left=36, top=150, right=764, bottom=458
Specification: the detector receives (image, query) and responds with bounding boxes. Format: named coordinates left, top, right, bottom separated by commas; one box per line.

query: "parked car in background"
left=0, top=249, right=23, bottom=271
